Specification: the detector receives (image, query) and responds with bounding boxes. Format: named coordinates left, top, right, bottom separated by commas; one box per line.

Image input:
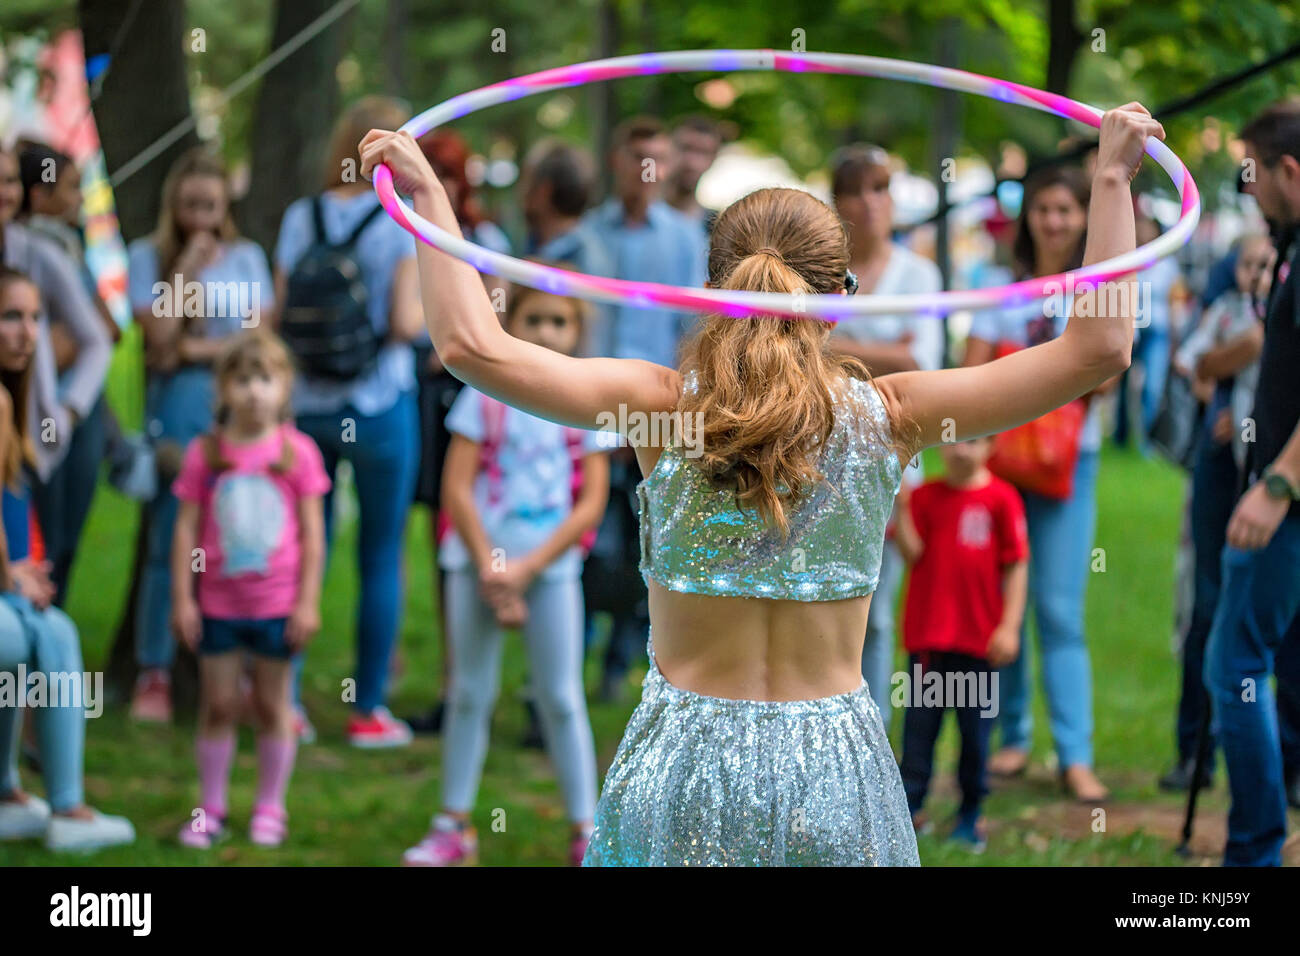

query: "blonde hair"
left=323, top=96, right=411, bottom=190
left=677, top=187, right=914, bottom=537
left=151, top=148, right=239, bottom=282
left=203, top=331, right=297, bottom=473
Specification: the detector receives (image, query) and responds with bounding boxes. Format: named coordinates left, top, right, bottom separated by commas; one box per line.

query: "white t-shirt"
left=834, top=243, right=945, bottom=369
left=834, top=243, right=944, bottom=488
left=438, top=386, right=607, bottom=581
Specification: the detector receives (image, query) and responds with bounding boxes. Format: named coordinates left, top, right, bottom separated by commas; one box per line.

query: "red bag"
left=986, top=341, right=1088, bottom=500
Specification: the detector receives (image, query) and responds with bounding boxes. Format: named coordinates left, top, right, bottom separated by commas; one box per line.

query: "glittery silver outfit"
left=584, top=374, right=920, bottom=866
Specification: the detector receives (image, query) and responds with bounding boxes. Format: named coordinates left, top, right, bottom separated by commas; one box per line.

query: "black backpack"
left=279, top=197, right=385, bottom=382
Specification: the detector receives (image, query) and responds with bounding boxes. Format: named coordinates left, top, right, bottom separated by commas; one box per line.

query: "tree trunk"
left=239, top=0, right=355, bottom=254
left=381, top=0, right=408, bottom=96
left=78, top=0, right=200, bottom=243
left=1046, top=0, right=1084, bottom=96
left=590, top=0, right=620, bottom=199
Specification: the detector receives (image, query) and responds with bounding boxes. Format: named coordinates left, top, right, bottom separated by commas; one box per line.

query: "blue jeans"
left=135, top=368, right=217, bottom=670
left=996, top=449, right=1099, bottom=768
left=862, top=539, right=903, bottom=732
left=297, top=391, right=418, bottom=714
left=1204, top=513, right=1300, bottom=866
left=31, top=393, right=107, bottom=606
left=0, top=596, right=86, bottom=811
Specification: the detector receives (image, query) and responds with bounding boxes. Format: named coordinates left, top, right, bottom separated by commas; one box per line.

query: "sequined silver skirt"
left=583, top=634, right=920, bottom=866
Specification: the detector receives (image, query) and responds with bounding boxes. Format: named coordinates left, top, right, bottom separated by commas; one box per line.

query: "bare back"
left=630, top=373, right=904, bottom=701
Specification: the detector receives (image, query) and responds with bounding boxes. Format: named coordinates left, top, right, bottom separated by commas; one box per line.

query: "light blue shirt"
left=579, top=199, right=708, bottom=367
left=968, top=265, right=1102, bottom=452
left=128, top=236, right=274, bottom=340
left=274, top=191, right=417, bottom=417
left=438, top=386, right=606, bottom=581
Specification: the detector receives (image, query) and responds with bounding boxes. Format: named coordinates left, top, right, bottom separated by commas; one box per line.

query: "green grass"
left=1, top=409, right=1279, bottom=866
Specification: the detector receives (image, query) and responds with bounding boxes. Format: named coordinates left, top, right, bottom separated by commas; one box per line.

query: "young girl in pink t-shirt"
left=170, top=331, right=330, bottom=848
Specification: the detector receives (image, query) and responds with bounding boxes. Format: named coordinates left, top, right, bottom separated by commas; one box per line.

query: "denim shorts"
left=200, top=617, right=293, bottom=659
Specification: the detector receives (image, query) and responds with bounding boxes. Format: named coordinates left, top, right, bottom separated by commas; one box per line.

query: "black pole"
left=1176, top=692, right=1214, bottom=855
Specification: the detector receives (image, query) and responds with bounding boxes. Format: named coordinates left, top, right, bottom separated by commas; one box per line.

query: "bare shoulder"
left=858, top=373, right=922, bottom=465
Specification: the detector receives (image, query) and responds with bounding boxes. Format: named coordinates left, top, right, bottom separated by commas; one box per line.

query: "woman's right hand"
left=357, top=129, right=444, bottom=201
left=176, top=232, right=218, bottom=276
left=1093, top=102, right=1165, bottom=184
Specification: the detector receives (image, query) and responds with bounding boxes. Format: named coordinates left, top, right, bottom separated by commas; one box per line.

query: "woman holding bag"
left=962, top=165, right=1115, bottom=803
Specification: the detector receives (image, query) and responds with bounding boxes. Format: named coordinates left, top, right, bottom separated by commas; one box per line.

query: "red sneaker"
left=347, top=707, right=413, bottom=749
left=130, top=670, right=173, bottom=723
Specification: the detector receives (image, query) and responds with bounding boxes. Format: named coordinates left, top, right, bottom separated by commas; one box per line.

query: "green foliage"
left=5, top=0, right=1299, bottom=207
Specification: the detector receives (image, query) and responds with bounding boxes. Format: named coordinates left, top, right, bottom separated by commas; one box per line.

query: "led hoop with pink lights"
left=373, top=49, right=1201, bottom=322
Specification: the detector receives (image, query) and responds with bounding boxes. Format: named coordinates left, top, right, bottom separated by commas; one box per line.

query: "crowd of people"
left=0, top=90, right=1297, bottom=866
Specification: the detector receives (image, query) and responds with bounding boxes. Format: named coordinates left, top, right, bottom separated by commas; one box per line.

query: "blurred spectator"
left=963, top=165, right=1110, bottom=803
left=129, top=147, right=274, bottom=723
left=1160, top=236, right=1271, bottom=793
left=667, top=115, right=723, bottom=233
left=581, top=116, right=707, bottom=367
left=273, top=96, right=421, bottom=747
left=827, top=142, right=944, bottom=730
left=403, top=129, right=513, bottom=737
left=0, top=266, right=133, bottom=852
left=16, top=142, right=118, bottom=606
left=1204, top=100, right=1300, bottom=865
left=520, top=138, right=614, bottom=357
left=579, top=115, right=707, bottom=700
left=1113, top=214, right=1184, bottom=454
left=895, top=434, right=1029, bottom=851
left=0, top=145, right=110, bottom=605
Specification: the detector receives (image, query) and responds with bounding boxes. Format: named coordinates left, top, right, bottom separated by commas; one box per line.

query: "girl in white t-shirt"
left=403, top=282, right=609, bottom=867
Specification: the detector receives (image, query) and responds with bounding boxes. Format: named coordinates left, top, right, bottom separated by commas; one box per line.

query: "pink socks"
left=196, top=733, right=296, bottom=828
left=196, top=734, right=236, bottom=819
left=254, top=735, right=298, bottom=814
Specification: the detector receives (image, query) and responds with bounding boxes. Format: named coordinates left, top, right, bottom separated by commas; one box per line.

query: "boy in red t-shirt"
left=894, top=433, right=1029, bottom=851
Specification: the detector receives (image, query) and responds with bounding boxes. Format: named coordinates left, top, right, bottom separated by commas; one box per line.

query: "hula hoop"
left=373, top=49, right=1200, bottom=321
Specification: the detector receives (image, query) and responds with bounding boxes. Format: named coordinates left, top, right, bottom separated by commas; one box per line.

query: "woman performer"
left=359, top=103, right=1160, bottom=866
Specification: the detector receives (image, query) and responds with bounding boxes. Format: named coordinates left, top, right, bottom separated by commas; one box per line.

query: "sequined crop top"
left=637, top=372, right=904, bottom=601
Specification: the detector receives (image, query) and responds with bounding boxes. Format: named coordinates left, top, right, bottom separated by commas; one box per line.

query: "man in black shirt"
left=1205, top=99, right=1300, bottom=866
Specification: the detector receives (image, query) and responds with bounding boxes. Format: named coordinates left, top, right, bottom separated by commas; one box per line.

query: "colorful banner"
left=1, top=29, right=130, bottom=328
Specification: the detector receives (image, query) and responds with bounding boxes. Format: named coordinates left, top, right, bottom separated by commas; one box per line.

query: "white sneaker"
left=44, top=810, right=136, bottom=852
left=0, top=795, right=51, bottom=840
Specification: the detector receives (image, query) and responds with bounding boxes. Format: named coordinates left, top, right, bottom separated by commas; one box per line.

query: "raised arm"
left=875, top=104, right=1163, bottom=456
left=358, top=130, right=680, bottom=434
